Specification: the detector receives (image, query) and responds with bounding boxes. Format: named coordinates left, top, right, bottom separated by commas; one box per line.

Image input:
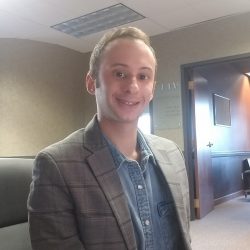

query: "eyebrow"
left=110, top=63, right=154, bottom=72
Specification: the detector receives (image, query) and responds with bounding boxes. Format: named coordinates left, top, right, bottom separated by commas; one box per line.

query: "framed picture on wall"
left=213, top=94, right=231, bottom=126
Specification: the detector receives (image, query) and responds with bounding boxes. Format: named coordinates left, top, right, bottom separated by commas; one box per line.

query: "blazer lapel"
left=146, top=137, right=185, bottom=212
left=87, top=149, right=137, bottom=250
left=83, top=116, right=137, bottom=250
left=145, top=135, right=191, bottom=248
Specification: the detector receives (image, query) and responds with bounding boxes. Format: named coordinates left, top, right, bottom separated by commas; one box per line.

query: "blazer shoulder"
left=144, top=133, right=180, bottom=150
left=144, top=133, right=185, bottom=164
left=37, top=128, right=88, bottom=161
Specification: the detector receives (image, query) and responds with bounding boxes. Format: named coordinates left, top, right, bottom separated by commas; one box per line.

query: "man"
left=28, top=26, right=191, bottom=250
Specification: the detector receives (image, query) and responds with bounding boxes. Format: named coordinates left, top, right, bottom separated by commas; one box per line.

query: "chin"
left=117, top=114, right=141, bottom=124
left=105, top=107, right=143, bottom=124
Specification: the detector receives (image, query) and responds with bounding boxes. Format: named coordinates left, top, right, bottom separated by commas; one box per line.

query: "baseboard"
left=214, top=190, right=243, bottom=206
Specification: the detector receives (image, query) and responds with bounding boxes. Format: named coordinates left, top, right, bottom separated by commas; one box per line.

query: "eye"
left=138, top=74, right=149, bottom=80
left=114, top=71, right=127, bottom=79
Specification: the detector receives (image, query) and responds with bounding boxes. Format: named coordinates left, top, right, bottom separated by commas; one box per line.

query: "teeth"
left=120, top=99, right=135, bottom=105
left=125, top=101, right=133, bottom=105
left=118, top=98, right=138, bottom=105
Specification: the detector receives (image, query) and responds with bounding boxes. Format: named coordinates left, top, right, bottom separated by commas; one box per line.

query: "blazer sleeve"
left=27, top=152, right=85, bottom=250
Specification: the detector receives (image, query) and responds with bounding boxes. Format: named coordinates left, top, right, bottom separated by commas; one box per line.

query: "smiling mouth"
left=118, top=99, right=139, bottom=106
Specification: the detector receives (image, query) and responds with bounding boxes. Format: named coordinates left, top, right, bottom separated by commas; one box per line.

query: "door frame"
left=180, top=52, right=250, bottom=220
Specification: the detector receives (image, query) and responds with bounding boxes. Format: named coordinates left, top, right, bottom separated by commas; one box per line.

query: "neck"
left=98, top=118, right=139, bottom=160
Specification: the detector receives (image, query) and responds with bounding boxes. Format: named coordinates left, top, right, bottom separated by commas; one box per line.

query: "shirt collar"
left=137, top=129, right=155, bottom=164
left=104, top=130, right=156, bottom=169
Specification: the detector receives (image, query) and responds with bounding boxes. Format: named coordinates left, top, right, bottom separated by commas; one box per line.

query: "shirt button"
left=145, top=220, right=150, bottom=226
left=137, top=184, right=143, bottom=190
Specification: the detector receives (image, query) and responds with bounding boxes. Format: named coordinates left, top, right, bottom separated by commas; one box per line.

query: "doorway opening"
left=181, top=53, right=250, bottom=219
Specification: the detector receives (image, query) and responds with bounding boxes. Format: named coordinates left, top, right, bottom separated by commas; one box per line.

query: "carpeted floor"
left=190, top=196, right=250, bottom=250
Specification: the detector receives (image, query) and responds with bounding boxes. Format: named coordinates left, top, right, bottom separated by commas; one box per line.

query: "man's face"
left=94, top=38, right=156, bottom=125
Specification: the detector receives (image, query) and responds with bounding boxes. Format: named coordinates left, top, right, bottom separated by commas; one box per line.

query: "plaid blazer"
left=28, top=115, right=191, bottom=250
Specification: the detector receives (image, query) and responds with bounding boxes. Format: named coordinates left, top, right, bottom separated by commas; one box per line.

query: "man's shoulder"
left=37, top=128, right=87, bottom=160
left=143, top=133, right=184, bottom=159
left=48, top=128, right=85, bottom=148
left=144, top=133, right=177, bottom=148
left=37, top=116, right=104, bottom=161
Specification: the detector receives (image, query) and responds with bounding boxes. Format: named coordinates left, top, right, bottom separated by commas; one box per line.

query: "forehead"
left=101, top=38, right=156, bottom=66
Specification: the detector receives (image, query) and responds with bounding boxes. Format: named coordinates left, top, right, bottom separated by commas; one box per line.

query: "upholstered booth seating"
left=242, top=158, right=250, bottom=198
left=0, top=158, right=33, bottom=250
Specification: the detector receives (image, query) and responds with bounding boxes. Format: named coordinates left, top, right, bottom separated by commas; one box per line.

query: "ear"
left=86, top=72, right=96, bottom=95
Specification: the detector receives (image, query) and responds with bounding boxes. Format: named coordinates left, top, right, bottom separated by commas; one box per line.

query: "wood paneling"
left=212, top=155, right=247, bottom=199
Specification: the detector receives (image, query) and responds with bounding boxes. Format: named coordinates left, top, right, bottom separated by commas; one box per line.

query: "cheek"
left=96, top=84, right=114, bottom=105
left=145, top=85, right=154, bottom=100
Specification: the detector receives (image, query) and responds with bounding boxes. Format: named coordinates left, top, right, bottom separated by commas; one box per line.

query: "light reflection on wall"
left=138, top=113, right=151, bottom=134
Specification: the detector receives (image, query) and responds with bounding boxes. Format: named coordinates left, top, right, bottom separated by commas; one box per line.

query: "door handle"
left=206, top=142, right=213, bottom=147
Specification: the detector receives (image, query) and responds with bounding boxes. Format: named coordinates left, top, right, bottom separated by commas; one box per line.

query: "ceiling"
left=1, top=0, right=250, bottom=53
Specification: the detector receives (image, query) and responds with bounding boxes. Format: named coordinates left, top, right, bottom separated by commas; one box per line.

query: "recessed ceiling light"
left=51, top=3, right=145, bottom=38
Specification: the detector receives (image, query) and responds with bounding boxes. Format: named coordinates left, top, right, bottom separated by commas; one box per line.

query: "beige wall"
left=0, top=39, right=95, bottom=156
left=1, top=12, right=250, bottom=156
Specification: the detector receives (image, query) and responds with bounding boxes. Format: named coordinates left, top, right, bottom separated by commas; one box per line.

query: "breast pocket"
left=158, top=201, right=176, bottom=217
left=157, top=201, right=184, bottom=249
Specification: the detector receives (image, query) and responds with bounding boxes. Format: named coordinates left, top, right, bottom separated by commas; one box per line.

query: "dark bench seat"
left=0, top=158, right=33, bottom=250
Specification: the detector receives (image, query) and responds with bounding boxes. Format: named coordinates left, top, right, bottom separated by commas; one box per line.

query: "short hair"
left=89, top=26, right=157, bottom=78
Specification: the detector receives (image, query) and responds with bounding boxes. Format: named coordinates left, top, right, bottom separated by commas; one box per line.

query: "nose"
left=125, top=76, right=139, bottom=94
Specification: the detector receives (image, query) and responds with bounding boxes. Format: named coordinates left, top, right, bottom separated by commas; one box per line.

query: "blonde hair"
left=89, top=26, right=157, bottom=79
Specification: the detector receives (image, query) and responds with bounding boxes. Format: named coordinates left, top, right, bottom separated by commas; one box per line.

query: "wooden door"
left=191, top=69, right=214, bottom=218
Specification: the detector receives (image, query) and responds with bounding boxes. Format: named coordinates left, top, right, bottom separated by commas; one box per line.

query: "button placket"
left=127, top=161, right=154, bottom=249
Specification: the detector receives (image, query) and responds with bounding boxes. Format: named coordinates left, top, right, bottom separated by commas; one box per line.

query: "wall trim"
left=211, top=151, right=250, bottom=158
left=214, top=190, right=243, bottom=206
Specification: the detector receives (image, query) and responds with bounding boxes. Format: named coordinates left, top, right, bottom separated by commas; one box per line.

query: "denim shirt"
left=105, top=131, right=184, bottom=250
